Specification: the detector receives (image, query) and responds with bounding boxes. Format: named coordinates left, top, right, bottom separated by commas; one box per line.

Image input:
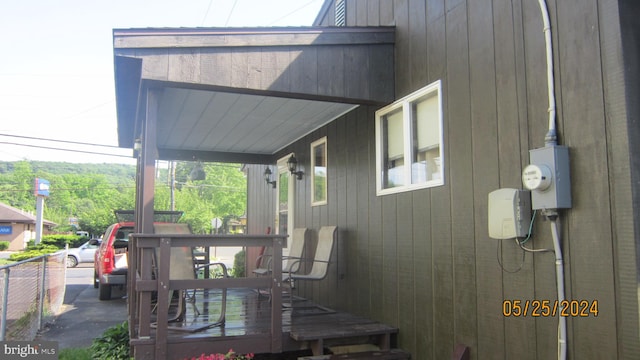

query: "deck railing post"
left=271, top=236, right=283, bottom=353
left=155, top=237, right=171, bottom=359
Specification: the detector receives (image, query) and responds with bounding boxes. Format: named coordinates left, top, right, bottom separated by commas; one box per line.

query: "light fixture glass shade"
left=189, top=162, right=206, bottom=181
left=287, top=156, right=297, bottom=173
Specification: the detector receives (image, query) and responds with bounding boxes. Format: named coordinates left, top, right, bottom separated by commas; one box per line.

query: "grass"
left=59, top=347, right=92, bottom=360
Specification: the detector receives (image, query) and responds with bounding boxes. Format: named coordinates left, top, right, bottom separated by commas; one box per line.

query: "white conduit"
left=536, top=1, right=566, bottom=359
left=537, top=0, right=557, bottom=146
left=550, top=218, right=567, bottom=360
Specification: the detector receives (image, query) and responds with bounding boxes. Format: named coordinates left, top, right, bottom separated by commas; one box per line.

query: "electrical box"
left=488, top=188, right=532, bottom=239
left=522, top=145, right=572, bottom=210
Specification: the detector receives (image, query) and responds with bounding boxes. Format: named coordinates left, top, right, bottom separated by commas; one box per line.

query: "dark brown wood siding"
left=247, top=0, right=640, bottom=358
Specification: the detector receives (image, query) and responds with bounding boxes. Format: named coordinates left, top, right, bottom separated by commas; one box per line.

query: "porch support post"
left=137, top=87, right=157, bottom=234
left=130, top=88, right=160, bottom=355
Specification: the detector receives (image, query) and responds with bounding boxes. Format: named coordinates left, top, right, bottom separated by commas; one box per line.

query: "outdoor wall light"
left=287, top=155, right=304, bottom=180
left=189, top=161, right=206, bottom=181
left=263, top=167, right=277, bottom=188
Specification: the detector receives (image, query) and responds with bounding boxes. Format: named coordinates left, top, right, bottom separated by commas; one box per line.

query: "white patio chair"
left=282, top=226, right=338, bottom=306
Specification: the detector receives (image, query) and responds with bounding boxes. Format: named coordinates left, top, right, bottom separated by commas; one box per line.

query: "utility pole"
left=170, top=161, right=176, bottom=211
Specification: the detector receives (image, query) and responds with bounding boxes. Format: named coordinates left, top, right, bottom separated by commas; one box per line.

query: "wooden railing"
left=127, top=234, right=287, bottom=359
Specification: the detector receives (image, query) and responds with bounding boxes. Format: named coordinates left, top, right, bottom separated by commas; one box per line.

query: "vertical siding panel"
left=200, top=48, right=231, bottom=86
left=332, top=114, right=348, bottom=309
left=368, top=44, right=395, bottom=106
left=317, top=46, right=345, bottom=98
left=369, top=110, right=384, bottom=323
left=381, top=195, right=398, bottom=327
left=288, top=47, right=318, bottom=96
left=426, top=1, right=449, bottom=358
left=604, top=0, right=640, bottom=357
left=446, top=2, right=477, bottom=357
left=230, top=49, right=249, bottom=88
left=394, top=0, right=410, bottom=97
left=355, top=0, right=368, bottom=26
left=413, top=188, right=432, bottom=358
left=491, top=0, right=536, bottom=359
left=167, top=48, right=200, bottom=83
left=466, top=0, right=507, bottom=358
left=556, top=0, right=617, bottom=358
left=356, top=108, right=372, bottom=317
left=346, top=0, right=357, bottom=26
left=409, top=0, right=428, bottom=90
left=344, top=113, right=359, bottom=311
left=379, top=0, right=395, bottom=26
left=367, top=0, right=380, bottom=26
left=397, top=192, right=415, bottom=355
left=426, top=0, right=446, bottom=80
left=344, top=46, right=370, bottom=101
left=430, top=179, right=453, bottom=360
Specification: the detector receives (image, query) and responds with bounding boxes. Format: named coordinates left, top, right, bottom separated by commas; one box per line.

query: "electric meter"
left=522, top=164, right=552, bottom=191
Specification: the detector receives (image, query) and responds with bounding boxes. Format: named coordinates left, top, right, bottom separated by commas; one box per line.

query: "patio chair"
left=282, top=226, right=338, bottom=306
left=253, top=227, right=308, bottom=276
left=151, top=223, right=228, bottom=332
left=253, top=228, right=308, bottom=299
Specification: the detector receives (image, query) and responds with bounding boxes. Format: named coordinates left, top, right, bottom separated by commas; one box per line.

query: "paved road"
left=36, top=264, right=128, bottom=349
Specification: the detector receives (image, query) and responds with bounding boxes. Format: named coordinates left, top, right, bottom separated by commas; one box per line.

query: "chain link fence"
left=0, top=251, right=66, bottom=341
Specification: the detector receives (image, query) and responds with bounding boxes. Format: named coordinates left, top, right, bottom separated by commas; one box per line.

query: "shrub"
left=8, top=245, right=60, bottom=262
left=90, top=321, right=131, bottom=360
left=0, top=241, right=9, bottom=251
left=233, top=250, right=245, bottom=278
left=42, top=234, right=86, bottom=248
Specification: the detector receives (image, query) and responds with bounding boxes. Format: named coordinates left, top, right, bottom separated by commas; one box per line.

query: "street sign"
left=34, top=178, right=50, bottom=197
left=211, top=217, right=222, bottom=229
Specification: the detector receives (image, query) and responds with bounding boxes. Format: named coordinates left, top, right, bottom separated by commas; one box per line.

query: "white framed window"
left=311, top=137, right=328, bottom=206
left=375, top=80, right=444, bottom=196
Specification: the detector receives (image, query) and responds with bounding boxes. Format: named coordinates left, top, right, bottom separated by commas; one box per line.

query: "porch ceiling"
left=154, top=87, right=357, bottom=161
left=113, top=26, right=395, bottom=164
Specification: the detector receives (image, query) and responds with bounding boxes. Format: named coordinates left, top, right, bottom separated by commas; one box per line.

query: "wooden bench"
left=290, top=321, right=398, bottom=356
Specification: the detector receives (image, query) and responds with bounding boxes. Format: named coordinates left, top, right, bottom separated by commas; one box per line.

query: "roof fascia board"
left=113, top=26, right=394, bottom=49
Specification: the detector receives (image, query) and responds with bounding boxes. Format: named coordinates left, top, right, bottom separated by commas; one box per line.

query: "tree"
left=169, top=162, right=246, bottom=234
left=0, top=161, right=246, bottom=236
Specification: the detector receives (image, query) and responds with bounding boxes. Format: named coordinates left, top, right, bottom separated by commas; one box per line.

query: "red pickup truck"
left=93, top=210, right=186, bottom=300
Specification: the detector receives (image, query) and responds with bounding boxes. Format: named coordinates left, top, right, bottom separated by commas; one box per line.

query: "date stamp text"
left=502, top=299, right=598, bottom=317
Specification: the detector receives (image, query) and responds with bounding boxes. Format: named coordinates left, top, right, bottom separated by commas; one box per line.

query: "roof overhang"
left=113, top=26, right=395, bottom=164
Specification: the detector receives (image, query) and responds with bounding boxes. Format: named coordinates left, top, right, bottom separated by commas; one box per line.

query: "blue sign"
left=34, top=178, right=50, bottom=197
left=0, top=226, right=12, bottom=235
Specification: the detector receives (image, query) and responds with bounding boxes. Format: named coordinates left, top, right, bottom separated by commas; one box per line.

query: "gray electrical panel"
left=526, top=146, right=572, bottom=210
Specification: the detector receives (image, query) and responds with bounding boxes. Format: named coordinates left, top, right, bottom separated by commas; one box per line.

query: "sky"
left=0, top=0, right=325, bottom=165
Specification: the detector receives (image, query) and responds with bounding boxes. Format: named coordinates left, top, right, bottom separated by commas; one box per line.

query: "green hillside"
left=0, top=161, right=246, bottom=236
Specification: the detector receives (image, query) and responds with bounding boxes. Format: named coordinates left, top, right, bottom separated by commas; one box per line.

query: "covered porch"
left=128, top=232, right=400, bottom=359
left=112, top=26, right=400, bottom=358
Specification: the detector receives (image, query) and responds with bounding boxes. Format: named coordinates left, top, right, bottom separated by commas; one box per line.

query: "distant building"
left=0, top=202, right=56, bottom=250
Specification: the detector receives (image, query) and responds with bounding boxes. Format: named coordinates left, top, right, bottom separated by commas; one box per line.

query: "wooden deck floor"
left=131, top=288, right=398, bottom=359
